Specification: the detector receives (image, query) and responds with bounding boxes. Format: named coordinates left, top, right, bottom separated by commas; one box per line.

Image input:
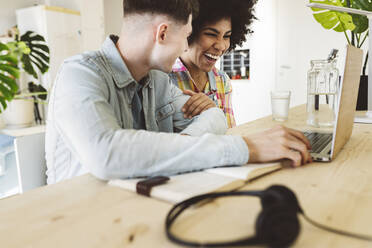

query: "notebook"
left=304, top=45, right=363, bottom=162
left=108, top=162, right=282, bottom=203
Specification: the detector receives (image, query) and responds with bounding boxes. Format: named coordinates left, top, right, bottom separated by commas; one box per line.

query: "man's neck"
left=116, top=36, right=151, bottom=83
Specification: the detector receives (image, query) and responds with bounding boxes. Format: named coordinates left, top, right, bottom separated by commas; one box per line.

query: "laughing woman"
left=169, top=0, right=257, bottom=128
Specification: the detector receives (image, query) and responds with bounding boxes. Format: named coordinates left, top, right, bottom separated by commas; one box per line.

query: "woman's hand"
left=182, top=90, right=216, bottom=118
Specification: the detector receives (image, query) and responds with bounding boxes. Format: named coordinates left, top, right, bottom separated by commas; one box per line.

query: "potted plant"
left=0, top=27, right=49, bottom=128
left=309, top=0, right=371, bottom=110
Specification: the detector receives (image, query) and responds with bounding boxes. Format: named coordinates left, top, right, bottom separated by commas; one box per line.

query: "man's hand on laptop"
left=243, top=125, right=312, bottom=167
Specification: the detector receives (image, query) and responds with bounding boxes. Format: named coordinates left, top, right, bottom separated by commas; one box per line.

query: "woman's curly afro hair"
left=188, top=0, right=257, bottom=51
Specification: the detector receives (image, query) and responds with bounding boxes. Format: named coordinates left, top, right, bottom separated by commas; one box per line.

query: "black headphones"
left=165, top=185, right=372, bottom=247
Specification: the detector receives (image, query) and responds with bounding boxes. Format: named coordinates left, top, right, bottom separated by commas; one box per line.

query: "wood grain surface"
left=1, top=105, right=371, bottom=248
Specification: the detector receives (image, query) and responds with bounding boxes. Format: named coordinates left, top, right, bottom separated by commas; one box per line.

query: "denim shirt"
left=45, top=36, right=249, bottom=184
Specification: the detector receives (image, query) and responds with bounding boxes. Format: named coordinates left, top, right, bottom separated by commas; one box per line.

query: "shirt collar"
left=172, top=57, right=220, bottom=76
left=172, top=58, right=188, bottom=72
left=172, top=57, right=218, bottom=91
left=101, top=35, right=153, bottom=89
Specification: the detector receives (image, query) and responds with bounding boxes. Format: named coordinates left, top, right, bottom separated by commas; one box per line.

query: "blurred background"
left=0, top=0, right=367, bottom=126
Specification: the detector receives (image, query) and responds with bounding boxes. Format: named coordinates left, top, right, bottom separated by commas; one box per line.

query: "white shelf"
left=0, top=125, right=46, bottom=199
left=0, top=152, right=19, bottom=199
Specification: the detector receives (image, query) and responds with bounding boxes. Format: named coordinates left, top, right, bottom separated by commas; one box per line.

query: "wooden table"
left=1, top=105, right=372, bottom=247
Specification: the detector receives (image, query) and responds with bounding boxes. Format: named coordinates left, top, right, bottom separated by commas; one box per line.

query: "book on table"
left=108, top=163, right=282, bottom=204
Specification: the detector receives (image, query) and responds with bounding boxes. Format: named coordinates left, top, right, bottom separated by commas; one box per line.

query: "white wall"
left=104, top=0, right=123, bottom=37
left=0, top=0, right=43, bottom=35
left=46, top=0, right=108, bottom=51
left=79, top=0, right=106, bottom=51
left=1, top=0, right=121, bottom=51
left=45, top=0, right=80, bottom=10
left=232, top=0, right=368, bottom=125
left=275, top=0, right=361, bottom=107
left=2, top=0, right=367, bottom=125
left=0, top=0, right=84, bottom=36
left=232, top=0, right=278, bottom=125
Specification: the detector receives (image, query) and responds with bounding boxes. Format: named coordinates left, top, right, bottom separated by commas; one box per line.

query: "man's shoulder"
left=63, top=50, right=103, bottom=69
left=54, top=50, right=109, bottom=92
left=57, top=50, right=111, bottom=84
left=149, top=69, right=168, bottom=79
left=148, top=70, right=182, bottom=101
left=149, top=69, right=171, bottom=87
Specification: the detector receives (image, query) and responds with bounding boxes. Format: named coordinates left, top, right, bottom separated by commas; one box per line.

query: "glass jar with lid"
left=307, top=59, right=339, bottom=127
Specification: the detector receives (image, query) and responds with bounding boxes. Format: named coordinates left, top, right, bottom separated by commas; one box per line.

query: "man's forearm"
left=180, top=107, right=228, bottom=136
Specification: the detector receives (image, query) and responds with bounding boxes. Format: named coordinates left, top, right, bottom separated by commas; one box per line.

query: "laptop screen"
left=330, top=45, right=363, bottom=159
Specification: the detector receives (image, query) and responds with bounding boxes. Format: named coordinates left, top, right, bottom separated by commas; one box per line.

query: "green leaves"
left=351, top=14, right=368, bottom=33
left=0, top=42, right=19, bottom=113
left=28, top=82, right=47, bottom=100
left=310, top=0, right=356, bottom=32
left=20, top=31, right=50, bottom=79
left=352, top=0, right=372, bottom=11
left=309, top=0, right=371, bottom=48
left=0, top=43, right=8, bottom=52
left=6, top=41, right=30, bottom=58
left=351, top=0, right=372, bottom=33
left=0, top=55, right=18, bottom=65
left=0, top=29, right=50, bottom=113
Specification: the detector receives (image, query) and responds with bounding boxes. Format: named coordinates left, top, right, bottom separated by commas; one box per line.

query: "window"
left=220, top=49, right=249, bottom=80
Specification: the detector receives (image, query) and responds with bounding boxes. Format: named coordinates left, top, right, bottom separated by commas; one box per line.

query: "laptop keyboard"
left=303, top=132, right=333, bottom=154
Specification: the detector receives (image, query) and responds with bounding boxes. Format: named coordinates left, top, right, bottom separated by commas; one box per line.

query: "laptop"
left=303, top=45, right=363, bottom=162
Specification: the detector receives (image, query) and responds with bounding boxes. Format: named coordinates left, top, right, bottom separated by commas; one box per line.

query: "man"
left=46, top=0, right=311, bottom=184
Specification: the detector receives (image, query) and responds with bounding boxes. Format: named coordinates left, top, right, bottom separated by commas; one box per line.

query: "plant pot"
left=2, top=99, right=34, bottom=129
left=356, top=75, right=368, bottom=111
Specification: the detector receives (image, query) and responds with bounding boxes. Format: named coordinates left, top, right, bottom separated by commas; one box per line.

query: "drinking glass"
left=271, top=91, right=291, bottom=121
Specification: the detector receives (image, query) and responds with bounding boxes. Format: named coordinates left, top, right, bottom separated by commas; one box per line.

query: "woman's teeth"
left=204, top=53, right=219, bottom=60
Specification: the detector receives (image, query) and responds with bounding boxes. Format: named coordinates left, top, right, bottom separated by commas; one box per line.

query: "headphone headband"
left=165, top=184, right=372, bottom=247
left=165, top=185, right=301, bottom=247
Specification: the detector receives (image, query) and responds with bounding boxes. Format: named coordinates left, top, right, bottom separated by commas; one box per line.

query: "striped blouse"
left=169, top=58, right=236, bottom=128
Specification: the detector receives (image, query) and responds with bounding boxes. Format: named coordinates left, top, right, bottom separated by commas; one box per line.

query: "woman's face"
left=183, top=18, right=232, bottom=72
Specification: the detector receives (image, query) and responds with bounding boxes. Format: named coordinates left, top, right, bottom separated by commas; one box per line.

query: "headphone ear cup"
left=255, top=204, right=301, bottom=248
left=261, top=185, right=302, bottom=212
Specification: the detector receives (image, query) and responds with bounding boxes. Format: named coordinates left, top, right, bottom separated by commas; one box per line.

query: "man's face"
left=153, top=15, right=192, bottom=73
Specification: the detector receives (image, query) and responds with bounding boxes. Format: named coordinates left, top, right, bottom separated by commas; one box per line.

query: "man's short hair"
left=123, top=0, right=199, bottom=24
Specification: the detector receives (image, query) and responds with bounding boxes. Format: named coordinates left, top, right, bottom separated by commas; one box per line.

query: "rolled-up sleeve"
left=167, top=83, right=228, bottom=136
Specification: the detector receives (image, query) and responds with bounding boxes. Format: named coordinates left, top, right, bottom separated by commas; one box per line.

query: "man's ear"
left=155, top=23, right=168, bottom=43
